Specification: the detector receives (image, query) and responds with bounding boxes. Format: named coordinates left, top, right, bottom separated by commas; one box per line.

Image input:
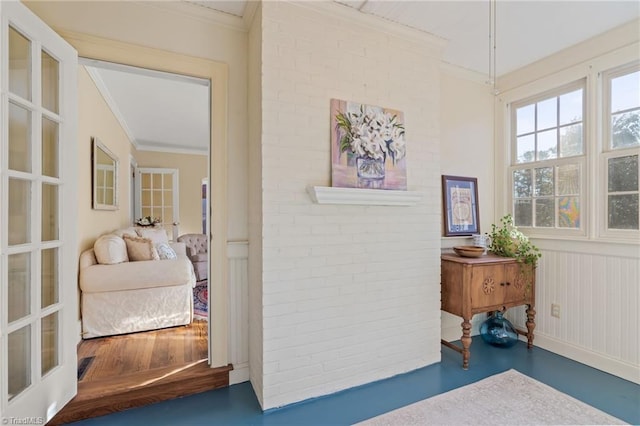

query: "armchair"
left=177, top=233, right=208, bottom=282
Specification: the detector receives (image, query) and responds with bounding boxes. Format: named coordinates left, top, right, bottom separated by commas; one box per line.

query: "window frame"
left=599, top=62, right=640, bottom=239
left=508, top=79, right=588, bottom=238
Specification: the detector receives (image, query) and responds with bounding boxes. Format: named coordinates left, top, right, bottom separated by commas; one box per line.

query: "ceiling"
left=88, top=1, right=639, bottom=153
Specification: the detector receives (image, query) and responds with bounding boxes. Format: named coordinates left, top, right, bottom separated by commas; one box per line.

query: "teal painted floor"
left=71, top=336, right=640, bottom=425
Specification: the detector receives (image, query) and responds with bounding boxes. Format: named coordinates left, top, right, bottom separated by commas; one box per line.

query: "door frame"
left=61, top=31, right=229, bottom=368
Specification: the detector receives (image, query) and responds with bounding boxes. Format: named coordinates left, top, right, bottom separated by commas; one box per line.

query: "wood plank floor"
left=49, top=321, right=231, bottom=425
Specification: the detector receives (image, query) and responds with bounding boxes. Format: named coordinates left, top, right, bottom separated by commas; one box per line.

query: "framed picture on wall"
left=442, top=175, right=479, bottom=236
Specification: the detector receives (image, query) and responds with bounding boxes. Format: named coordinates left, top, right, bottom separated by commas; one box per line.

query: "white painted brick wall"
left=259, top=2, right=443, bottom=409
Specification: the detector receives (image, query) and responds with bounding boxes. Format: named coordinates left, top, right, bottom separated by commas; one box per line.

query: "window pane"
left=42, top=50, right=59, bottom=114
left=9, top=27, right=31, bottom=101
left=557, top=164, right=580, bottom=195
left=559, top=123, right=583, bottom=157
left=141, top=173, right=151, bottom=187
left=164, top=208, right=173, bottom=223
left=608, top=194, right=639, bottom=230
left=535, top=199, right=554, bottom=227
left=517, top=134, right=535, bottom=163
left=9, top=102, right=32, bottom=173
left=8, top=253, right=30, bottom=323
left=611, top=70, right=640, bottom=113
left=41, top=312, right=59, bottom=376
left=152, top=190, right=162, bottom=205
left=559, top=89, right=583, bottom=125
left=42, top=248, right=59, bottom=308
left=514, top=200, right=532, bottom=226
left=517, top=104, right=535, bottom=135
left=163, top=174, right=173, bottom=188
left=9, top=178, right=31, bottom=245
left=537, top=98, right=557, bottom=130
left=142, top=189, right=151, bottom=206
left=513, top=169, right=532, bottom=198
left=608, top=155, right=639, bottom=192
left=42, top=118, right=59, bottom=177
left=153, top=174, right=162, bottom=188
left=537, top=129, right=557, bottom=160
left=535, top=167, right=554, bottom=196
left=8, top=325, right=31, bottom=400
left=559, top=197, right=580, bottom=228
left=611, top=111, right=640, bottom=149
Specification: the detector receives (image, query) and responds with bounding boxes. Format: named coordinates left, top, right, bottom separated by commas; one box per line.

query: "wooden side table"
left=441, top=253, right=536, bottom=369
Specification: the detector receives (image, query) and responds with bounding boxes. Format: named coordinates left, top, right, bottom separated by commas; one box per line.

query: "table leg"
left=526, top=304, right=536, bottom=349
left=461, top=318, right=472, bottom=369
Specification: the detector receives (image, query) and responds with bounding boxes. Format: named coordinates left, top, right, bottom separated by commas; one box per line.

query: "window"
left=603, top=64, right=639, bottom=233
left=510, top=81, right=585, bottom=232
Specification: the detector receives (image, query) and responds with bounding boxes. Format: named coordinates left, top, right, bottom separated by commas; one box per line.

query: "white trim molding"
left=228, top=241, right=249, bottom=385
left=307, top=186, right=422, bottom=206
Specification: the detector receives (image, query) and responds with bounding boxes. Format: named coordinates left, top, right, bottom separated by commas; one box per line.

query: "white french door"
left=135, top=168, right=179, bottom=240
left=0, top=1, right=78, bottom=421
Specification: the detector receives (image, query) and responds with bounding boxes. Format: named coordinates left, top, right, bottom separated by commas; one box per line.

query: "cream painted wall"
left=77, top=66, right=132, bottom=252
left=25, top=0, right=249, bottom=242
left=133, top=149, right=208, bottom=237
left=247, top=4, right=264, bottom=404
left=439, top=69, right=495, bottom=340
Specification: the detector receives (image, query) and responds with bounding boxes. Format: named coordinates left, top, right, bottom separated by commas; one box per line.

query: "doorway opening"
left=50, top=46, right=230, bottom=422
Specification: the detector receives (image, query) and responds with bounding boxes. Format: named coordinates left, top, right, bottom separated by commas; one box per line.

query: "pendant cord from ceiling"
left=489, top=0, right=498, bottom=96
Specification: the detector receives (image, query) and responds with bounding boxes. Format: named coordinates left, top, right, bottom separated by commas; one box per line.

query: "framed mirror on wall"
left=92, top=136, right=119, bottom=210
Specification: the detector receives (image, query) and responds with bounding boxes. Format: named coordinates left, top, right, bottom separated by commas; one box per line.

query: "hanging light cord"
left=490, top=0, right=498, bottom=95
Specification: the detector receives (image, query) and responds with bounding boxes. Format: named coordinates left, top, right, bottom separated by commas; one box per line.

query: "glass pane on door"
left=9, top=26, right=31, bottom=101
left=8, top=253, right=31, bottom=323
left=42, top=118, right=59, bottom=177
left=9, top=102, right=32, bottom=173
left=41, top=50, right=59, bottom=114
left=41, top=312, right=59, bottom=375
left=8, top=325, right=31, bottom=400
left=8, top=178, right=31, bottom=245
left=42, top=184, right=59, bottom=241
left=41, top=248, right=58, bottom=308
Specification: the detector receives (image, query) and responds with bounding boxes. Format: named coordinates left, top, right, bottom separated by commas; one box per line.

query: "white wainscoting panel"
left=228, top=241, right=250, bottom=384
left=507, top=246, right=640, bottom=384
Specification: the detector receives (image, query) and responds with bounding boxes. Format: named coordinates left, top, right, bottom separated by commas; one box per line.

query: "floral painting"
left=330, top=99, right=407, bottom=190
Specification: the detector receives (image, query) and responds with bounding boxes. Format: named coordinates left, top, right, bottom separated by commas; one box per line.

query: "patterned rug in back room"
left=193, top=281, right=208, bottom=320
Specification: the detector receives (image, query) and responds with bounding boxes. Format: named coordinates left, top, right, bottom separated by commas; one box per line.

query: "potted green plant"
left=488, top=214, right=541, bottom=267
left=488, top=214, right=541, bottom=297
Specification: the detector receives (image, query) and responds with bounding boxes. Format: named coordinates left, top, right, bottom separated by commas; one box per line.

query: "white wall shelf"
left=307, top=186, right=422, bottom=206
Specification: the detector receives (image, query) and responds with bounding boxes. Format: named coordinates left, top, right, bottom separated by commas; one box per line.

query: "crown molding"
left=242, top=1, right=259, bottom=29
left=140, top=1, right=248, bottom=32
left=440, top=61, right=492, bottom=86
left=136, top=141, right=208, bottom=156
left=82, top=63, right=138, bottom=148
left=288, top=1, right=447, bottom=54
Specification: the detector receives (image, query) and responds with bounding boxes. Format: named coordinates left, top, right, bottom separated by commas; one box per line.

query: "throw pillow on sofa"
left=123, top=234, right=160, bottom=261
left=94, top=234, right=129, bottom=264
left=136, top=227, right=169, bottom=245
left=156, top=242, right=177, bottom=260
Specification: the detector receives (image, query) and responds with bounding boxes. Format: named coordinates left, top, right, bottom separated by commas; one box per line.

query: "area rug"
left=356, top=369, right=626, bottom=425
left=193, top=281, right=207, bottom=320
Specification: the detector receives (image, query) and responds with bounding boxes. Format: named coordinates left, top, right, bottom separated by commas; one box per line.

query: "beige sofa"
left=79, top=237, right=196, bottom=339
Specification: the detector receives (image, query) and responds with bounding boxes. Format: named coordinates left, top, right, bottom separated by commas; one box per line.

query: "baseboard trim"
left=532, top=334, right=640, bottom=385
left=229, top=363, right=249, bottom=385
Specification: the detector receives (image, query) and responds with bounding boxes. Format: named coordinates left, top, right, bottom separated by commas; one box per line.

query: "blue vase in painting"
left=480, top=311, right=518, bottom=347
